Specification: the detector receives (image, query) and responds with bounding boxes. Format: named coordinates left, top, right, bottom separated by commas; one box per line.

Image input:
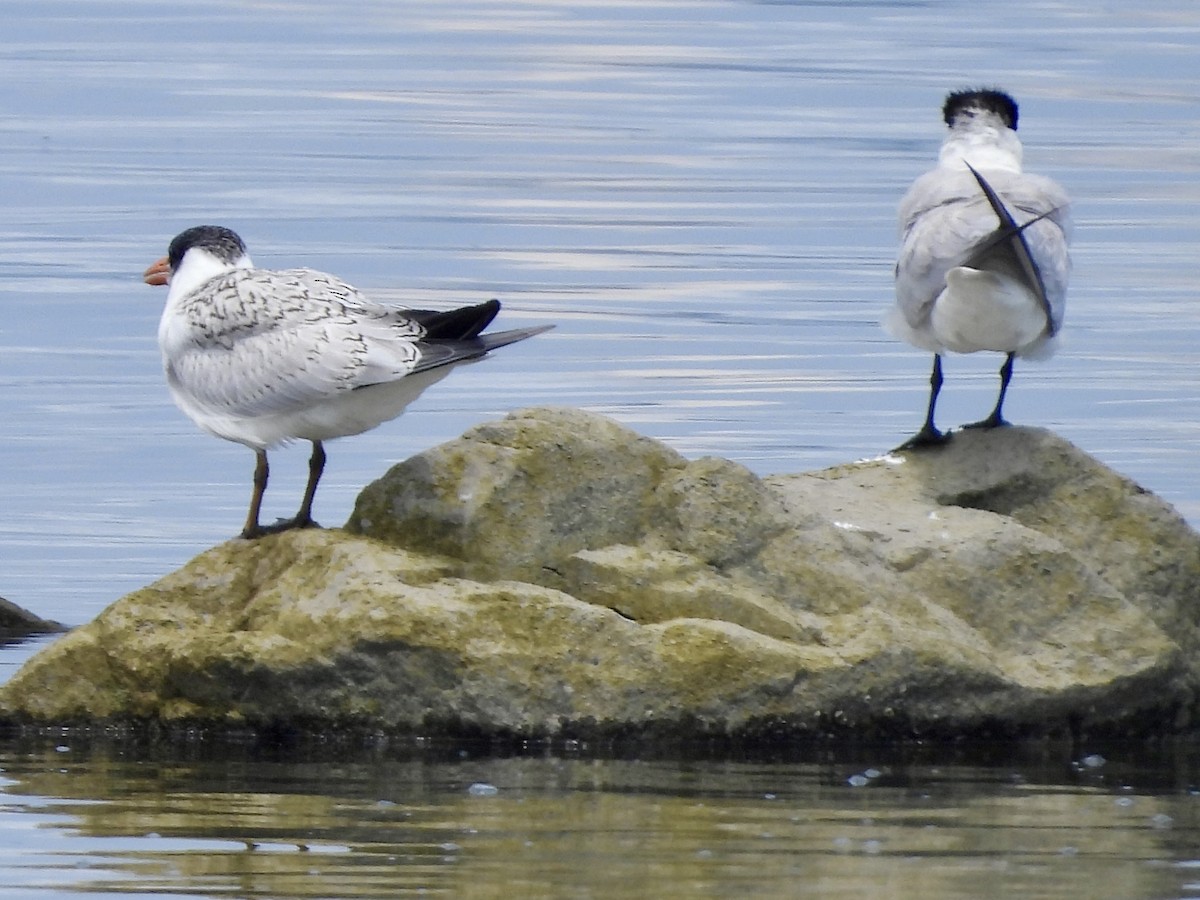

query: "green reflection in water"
left=0, top=736, right=1197, bottom=898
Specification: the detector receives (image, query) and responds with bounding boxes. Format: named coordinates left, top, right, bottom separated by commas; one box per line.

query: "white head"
left=144, top=225, right=255, bottom=301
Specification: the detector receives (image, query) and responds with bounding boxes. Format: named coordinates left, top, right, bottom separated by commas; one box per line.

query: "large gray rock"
left=2, top=406, right=1196, bottom=740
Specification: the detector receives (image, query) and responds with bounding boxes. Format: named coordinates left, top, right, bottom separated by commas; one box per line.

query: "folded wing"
left=166, top=269, right=544, bottom=421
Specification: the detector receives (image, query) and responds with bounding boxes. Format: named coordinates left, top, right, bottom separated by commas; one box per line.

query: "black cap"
left=167, top=225, right=248, bottom=271
left=942, top=88, right=1019, bottom=130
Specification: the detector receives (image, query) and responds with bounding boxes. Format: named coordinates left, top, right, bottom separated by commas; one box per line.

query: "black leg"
left=964, top=352, right=1015, bottom=430
left=241, top=449, right=270, bottom=539
left=895, top=354, right=951, bottom=451
left=292, top=440, right=326, bottom=529
left=241, top=442, right=325, bottom=539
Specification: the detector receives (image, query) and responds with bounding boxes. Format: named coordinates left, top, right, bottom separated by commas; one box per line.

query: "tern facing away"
left=145, top=225, right=552, bottom=539
left=886, top=88, right=1072, bottom=450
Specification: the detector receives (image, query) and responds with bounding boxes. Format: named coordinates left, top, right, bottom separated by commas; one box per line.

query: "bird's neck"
left=938, top=126, right=1023, bottom=173
left=165, top=250, right=254, bottom=307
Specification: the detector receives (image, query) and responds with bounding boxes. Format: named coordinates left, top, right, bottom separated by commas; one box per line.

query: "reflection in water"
left=1, top=738, right=1199, bottom=898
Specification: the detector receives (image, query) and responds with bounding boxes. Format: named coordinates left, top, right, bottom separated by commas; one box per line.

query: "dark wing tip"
left=963, top=163, right=1017, bottom=230
left=408, top=322, right=553, bottom=376
left=478, top=323, right=554, bottom=352
left=406, top=299, right=502, bottom=340
left=962, top=164, right=1056, bottom=336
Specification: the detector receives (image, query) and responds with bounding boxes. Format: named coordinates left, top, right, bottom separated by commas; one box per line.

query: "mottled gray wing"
left=168, top=267, right=430, bottom=419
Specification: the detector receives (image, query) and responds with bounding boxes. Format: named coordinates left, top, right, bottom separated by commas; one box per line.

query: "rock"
left=348, top=407, right=687, bottom=583
left=0, top=595, right=65, bottom=639
left=1, top=406, right=1196, bottom=741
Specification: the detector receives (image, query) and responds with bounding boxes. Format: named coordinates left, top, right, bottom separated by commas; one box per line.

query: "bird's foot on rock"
left=240, top=516, right=322, bottom=540
left=893, top=425, right=951, bottom=453
left=962, top=413, right=1011, bottom=431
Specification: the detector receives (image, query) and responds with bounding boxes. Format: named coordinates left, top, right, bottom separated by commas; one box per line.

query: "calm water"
left=2, top=735, right=1200, bottom=899
left=1, top=0, right=1198, bottom=895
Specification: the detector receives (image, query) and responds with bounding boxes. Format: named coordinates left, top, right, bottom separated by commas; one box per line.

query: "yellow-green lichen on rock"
left=1, top=406, right=1197, bottom=740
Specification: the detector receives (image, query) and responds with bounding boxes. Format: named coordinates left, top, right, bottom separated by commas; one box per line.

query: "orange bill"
left=143, top=256, right=171, bottom=286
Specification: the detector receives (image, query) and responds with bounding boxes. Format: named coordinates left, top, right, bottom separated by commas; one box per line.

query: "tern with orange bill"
left=145, top=225, right=551, bottom=538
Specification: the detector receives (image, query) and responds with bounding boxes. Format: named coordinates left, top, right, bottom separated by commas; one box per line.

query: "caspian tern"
left=145, top=225, right=552, bottom=539
left=886, top=88, right=1072, bottom=450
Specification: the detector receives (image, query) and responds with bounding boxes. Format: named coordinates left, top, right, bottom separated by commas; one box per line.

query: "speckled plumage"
left=162, top=265, right=431, bottom=444
left=149, top=225, right=551, bottom=538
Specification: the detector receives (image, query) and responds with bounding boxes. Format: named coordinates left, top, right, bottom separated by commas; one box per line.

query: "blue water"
left=1, top=1, right=1198, bottom=895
